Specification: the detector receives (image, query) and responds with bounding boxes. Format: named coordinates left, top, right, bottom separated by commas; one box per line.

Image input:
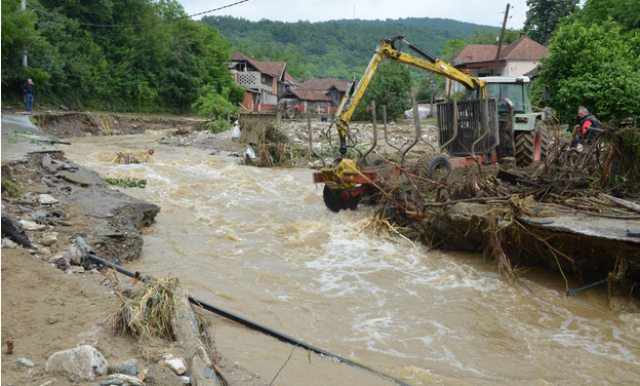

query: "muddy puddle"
left=61, top=133, right=640, bottom=386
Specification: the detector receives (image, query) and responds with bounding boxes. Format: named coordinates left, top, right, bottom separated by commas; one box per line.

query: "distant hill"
left=326, top=17, right=500, bottom=36
left=201, top=16, right=500, bottom=83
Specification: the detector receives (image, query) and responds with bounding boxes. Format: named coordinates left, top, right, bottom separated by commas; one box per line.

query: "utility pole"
left=494, top=3, right=510, bottom=76
left=21, top=0, right=28, bottom=68
left=447, top=45, right=457, bottom=100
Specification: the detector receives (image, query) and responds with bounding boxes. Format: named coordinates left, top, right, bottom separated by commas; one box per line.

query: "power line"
left=26, top=0, right=251, bottom=28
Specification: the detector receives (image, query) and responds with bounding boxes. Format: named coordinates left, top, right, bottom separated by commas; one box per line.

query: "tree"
left=1, top=0, right=46, bottom=88
left=523, top=0, right=580, bottom=44
left=536, top=20, right=640, bottom=123
left=353, top=61, right=412, bottom=121
left=578, top=0, right=640, bottom=34
left=415, top=76, right=435, bottom=102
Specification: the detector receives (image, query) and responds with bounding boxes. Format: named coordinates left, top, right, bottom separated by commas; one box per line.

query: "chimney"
left=545, top=29, right=551, bottom=46
left=251, top=55, right=255, bottom=59
left=520, top=32, right=526, bottom=39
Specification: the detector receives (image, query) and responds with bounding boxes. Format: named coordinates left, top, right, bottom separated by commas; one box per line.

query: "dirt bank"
left=34, top=112, right=205, bottom=138
left=1, top=113, right=269, bottom=385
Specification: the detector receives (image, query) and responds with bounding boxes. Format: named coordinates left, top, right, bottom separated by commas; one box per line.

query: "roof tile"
left=453, top=37, right=549, bottom=64
left=299, top=78, right=350, bottom=92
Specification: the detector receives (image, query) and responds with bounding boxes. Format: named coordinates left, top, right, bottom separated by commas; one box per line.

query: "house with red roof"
left=447, top=33, right=549, bottom=94
left=298, top=78, right=351, bottom=107
left=229, top=52, right=299, bottom=112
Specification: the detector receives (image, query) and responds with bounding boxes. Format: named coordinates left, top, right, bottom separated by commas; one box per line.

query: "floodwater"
left=63, top=133, right=640, bottom=386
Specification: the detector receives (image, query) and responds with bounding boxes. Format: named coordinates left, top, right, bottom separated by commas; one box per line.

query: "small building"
left=298, top=78, right=351, bottom=107
left=279, top=89, right=333, bottom=114
left=229, top=52, right=299, bottom=112
left=447, top=33, right=549, bottom=93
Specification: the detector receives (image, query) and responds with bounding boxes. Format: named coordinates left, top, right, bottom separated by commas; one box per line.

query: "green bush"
left=204, top=120, right=231, bottom=133
left=192, top=85, right=241, bottom=119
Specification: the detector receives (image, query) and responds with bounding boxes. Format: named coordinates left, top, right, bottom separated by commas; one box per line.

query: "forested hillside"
left=202, top=16, right=500, bottom=83
left=1, top=0, right=244, bottom=113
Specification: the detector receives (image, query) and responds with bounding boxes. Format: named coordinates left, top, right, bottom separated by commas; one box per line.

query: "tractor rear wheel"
left=323, top=185, right=360, bottom=212
left=285, top=108, right=296, bottom=119
left=515, top=131, right=536, bottom=167
left=540, top=125, right=549, bottom=161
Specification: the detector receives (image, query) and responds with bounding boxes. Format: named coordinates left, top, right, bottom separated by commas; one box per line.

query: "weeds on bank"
left=112, top=277, right=179, bottom=341
left=3, top=179, right=22, bottom=197
left=104, top=177, right=147, bottom=188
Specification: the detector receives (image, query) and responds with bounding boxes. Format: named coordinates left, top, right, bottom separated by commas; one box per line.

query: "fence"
left=437, top=98, right=500, bottom=157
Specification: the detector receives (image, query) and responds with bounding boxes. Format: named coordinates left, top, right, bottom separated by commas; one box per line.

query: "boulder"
left=162, top=354, right=186, bottom=375
left=108, top=374, right=143, bottom=386
left=38, top=194, right=59, bottom=204
left=114, top=358, right=138, bottom=376
left=20, top=220, right=45, bottom=231
left=2, top=238, right=17, bottom=249
left=18, top=358, right=34, bottom=367
left=41, top=232, right=58, bottom=246
left=45, top=345, right=108, bottom=378
left=190, top=356, right=219, bottom=386
left=66, top=266, right=85, bottom=274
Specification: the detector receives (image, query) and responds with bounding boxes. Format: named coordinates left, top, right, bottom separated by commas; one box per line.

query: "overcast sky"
left=178, top=0, right=530, bottom=29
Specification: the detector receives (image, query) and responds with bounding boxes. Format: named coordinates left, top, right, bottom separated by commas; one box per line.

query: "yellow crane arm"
left=334, top=35, right=485, bottom=145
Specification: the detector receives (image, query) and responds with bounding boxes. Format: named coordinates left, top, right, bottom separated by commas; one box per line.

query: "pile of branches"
left=359, top=127, right=640, bottom=289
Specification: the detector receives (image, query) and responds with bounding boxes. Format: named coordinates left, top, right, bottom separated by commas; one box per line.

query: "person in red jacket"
left=571, top=107, right=600, bottom=149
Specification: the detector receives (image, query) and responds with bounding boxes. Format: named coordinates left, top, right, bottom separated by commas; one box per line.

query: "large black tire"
left=415, top=155, right=433, bottom=178
left=413, top=154, right=434, bottom=193
left=540, top=125, right=549, bottom=161
left=515, top=131, right=535, bottom=167
left=285, top=108, right=296, bottom=119
left=429, top=155, right=452, bottom=180
left=323, top=185, right=359, bottom=212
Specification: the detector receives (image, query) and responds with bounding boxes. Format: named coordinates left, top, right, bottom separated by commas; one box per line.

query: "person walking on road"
left=21, top=79, right=36, bottom=112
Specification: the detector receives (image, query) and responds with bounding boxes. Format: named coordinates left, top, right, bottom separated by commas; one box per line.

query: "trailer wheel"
left=429, top=155, right=452, bottom=180
left=415, top=155, right=433, bottom=178
left=515, top=131, right=536, bottom=167
left=323, top=185, right=359, bottom=212
left=286, top=108, right=296, bottom=119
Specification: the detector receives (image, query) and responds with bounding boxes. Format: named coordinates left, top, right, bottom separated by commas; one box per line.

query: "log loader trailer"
left=311, top=35, right=549, bottom=212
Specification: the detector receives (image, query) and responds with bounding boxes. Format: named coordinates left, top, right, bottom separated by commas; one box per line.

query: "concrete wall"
left=506, top=60, right=539, bottom=76
left=238, top=112, right=281, bottom=145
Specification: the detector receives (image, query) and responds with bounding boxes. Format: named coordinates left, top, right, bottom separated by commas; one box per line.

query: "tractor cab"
left=467, top=76, right=532, bottom=117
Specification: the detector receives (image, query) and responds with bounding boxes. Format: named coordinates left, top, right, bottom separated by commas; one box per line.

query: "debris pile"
left=361, top=120, right=640, bottom=306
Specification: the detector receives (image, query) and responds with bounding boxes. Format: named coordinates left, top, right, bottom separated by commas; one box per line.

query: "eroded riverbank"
left=58, top=132, right=640, bottom=386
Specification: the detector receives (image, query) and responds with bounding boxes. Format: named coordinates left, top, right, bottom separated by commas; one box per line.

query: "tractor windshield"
left=485, top=83, right=526, bottom=113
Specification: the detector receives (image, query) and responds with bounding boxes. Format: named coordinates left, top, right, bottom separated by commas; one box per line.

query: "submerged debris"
left=110, top=149, right=155, bottom=164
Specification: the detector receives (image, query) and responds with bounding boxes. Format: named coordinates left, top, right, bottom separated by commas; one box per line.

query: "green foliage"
left=1, top=0, right=242, bottom=114
left=192, top=85, right=242, bottom=119
left=104, top=177, right=148, bottom=188
left=204, top=120, right=231, bottom=134
left=353, top=61, right=412, bottom=121
left=536, top=20, right=640, bottom=123
left=1, top=0, right=46, bottom=89
left=415, top=77, right=435, bottom=102
left=203, top=16, right=495, bottom=86
left=3, top=179, right=22, bottom=197
left=523, top=0, right=580, bottom=44
left=578, top=0, right=640, bottom=34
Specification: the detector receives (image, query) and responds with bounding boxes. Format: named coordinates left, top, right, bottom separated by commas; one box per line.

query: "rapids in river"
left=63, top=133, right=640, bottom=386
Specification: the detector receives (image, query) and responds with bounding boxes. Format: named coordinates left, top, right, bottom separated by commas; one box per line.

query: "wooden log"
left=599, top=194, right=640, bottom=214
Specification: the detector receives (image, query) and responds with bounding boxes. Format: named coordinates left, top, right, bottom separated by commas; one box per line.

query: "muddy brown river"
left=63, top=133, right=640, bottom=386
